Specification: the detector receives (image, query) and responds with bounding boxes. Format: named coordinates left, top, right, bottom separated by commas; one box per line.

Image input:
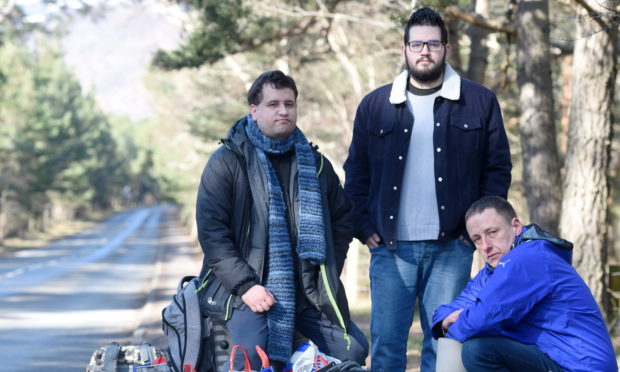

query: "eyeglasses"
left=405, top=40, right=445, bottom=53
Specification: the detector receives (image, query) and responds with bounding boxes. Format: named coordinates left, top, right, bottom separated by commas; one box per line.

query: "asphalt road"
left=0, top=205, right=201, bottom=372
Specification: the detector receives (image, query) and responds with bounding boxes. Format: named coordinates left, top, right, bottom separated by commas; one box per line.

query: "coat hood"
left=220, top=116, right=249, bottom=155
left=514, top=224, right=573, bottom=264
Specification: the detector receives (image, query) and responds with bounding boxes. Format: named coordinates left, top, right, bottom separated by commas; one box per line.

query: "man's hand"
left=241, top=285, right=276, bottom=313
left=441, top=309, right=463, bottom=334
left=366, top=233, right=381, bottom=248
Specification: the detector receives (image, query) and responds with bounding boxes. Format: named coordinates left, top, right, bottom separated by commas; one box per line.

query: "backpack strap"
left=179, top=275, right=197, bottom=292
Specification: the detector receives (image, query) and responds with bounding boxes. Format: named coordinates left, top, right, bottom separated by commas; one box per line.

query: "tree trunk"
left=559, top=2, right=617, bottom=309
left=326, top=21, right=362, bottom=165
left=516, top=0, right=562, bottom=234
left=445, top=15, right=463, bottom=74
left=466, top=0, right=490, bottom=84
left=558, top=54, right=572, bottom=153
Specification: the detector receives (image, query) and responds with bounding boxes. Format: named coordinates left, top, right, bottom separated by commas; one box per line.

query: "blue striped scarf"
left=244, top=114, right=326, bottom=362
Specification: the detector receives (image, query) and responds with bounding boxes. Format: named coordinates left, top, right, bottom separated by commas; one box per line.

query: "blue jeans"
left=369, top=239, right=473, bottom=372
left=461, top=336, right=563, bottom=372
left=223, top=305, right=369, bottom=372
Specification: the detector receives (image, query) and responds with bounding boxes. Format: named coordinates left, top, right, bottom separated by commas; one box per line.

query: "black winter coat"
left=195, top=117, right=355, bottom=332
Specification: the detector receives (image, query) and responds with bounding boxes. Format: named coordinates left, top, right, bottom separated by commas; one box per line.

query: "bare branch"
left=553, top=0, right=580, bottom=12
left=254, top=2, right=395, bottom=29
left=443, top=5, right=516, bottom=35
left=327, top=20, right=363, bottom=98
left=572, top=1, right=620, bottom=42
left=573, top=0, right=613, bottom=29
left=241, top=16, right=318, bottom=54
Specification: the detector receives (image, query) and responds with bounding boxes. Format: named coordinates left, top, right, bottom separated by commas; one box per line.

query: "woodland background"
left=0, top=0, right=619, bottom=335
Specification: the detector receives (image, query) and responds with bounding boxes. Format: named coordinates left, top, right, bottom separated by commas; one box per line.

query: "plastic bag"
left=282, top=341, right=341, bottom=372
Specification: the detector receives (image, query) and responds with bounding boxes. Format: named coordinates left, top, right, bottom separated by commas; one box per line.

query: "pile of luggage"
left=85, top=276, right=369, bottom=372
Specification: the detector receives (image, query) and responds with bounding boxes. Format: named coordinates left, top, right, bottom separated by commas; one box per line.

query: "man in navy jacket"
left=433, top=196, right=617, bottom=372
left=343, top=7, right=511, bottom=372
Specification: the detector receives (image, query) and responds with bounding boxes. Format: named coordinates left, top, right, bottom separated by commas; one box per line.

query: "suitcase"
left=86, top=341, right=172, bottom=372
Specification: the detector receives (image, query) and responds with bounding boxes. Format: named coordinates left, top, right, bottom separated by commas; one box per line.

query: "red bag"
left=256, top=346, right=275, bottom=372
left=314, top=354, right=331, bottom=371
left=229, top=345, right=252, bottom=372
left=229, top=345, right=276, bottom=372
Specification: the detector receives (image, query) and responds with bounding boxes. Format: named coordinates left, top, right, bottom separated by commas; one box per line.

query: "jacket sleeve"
left=480, top=94, right=512, bottom=198
left=343, top=100, right=376, bottom=243
left=196, top=148, right=259, bottom=295
left=431, top=269, right=486, bottom=339
left=322, top=156, right=355, bottom=276
left=446, top=247, right=551, bottom=342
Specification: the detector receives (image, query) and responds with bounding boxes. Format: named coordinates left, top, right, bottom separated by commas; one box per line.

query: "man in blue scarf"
left=195, top=70, right=368, bottom=371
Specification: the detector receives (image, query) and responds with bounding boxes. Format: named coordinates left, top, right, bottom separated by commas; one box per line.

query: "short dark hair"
left=465, top=196, right=517, bottom=225
left=403, top=7, right=448, bottom=44
left=247, top=70, right=298, bottom=106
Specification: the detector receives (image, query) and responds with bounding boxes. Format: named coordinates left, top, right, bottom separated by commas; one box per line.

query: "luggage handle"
left=255, top=345, right=270, bottom=369
left=139, top=342, right=156, bottom=363
left=178, top=275, right=196, bottom=292
left=102, top=342, right=120, bottom=371
left=314, top=354, right=330, bottom=370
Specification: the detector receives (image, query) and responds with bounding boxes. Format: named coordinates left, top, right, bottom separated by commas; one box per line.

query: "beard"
left=406, top=52, right=446, bottom=83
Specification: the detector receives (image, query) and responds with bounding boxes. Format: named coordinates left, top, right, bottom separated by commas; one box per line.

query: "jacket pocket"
left=318, top=264, right=351, bottom=350
left=368, top=121, right=397, bottom=162
left=369, top=121, right=396, bottom=137
left=197, top=271, right=235, bottom=321
left=450, top=117, right=481, bottom=131
left=449, top=117, right=483, bottom=210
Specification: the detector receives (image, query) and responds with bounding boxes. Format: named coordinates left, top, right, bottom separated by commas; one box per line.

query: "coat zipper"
left=320, top=263, right=350, bottom=350
left=195, top=269, right=213, bottom=293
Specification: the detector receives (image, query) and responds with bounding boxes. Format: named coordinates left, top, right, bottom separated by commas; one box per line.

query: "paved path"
left=0, top=205, right=200, bottom=372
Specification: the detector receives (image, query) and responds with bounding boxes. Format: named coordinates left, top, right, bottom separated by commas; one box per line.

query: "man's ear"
left=512, top=217, right=523, bottom=235
left=249, top=104, right=257, bottom=120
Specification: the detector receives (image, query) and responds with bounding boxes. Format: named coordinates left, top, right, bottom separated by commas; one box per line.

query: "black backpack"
left=317, top=361, right=369, bottom=372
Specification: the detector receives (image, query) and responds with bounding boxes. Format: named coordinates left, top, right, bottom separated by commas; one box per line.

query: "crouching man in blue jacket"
left=432, top=196, right=617, bottom=372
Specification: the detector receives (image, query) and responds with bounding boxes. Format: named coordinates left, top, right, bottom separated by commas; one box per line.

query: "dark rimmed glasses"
left=405, top=40, right=445, bottom=53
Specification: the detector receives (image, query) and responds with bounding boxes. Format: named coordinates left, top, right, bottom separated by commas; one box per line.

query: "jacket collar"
left=389, top=62, right=461, bottom=104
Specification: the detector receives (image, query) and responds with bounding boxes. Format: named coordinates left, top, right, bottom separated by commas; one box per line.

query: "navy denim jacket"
left=343, top=65, right=512, bottom=249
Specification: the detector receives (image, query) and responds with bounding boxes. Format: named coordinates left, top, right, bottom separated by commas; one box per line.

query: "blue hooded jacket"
left=432, top=225, right=617, bottom=372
